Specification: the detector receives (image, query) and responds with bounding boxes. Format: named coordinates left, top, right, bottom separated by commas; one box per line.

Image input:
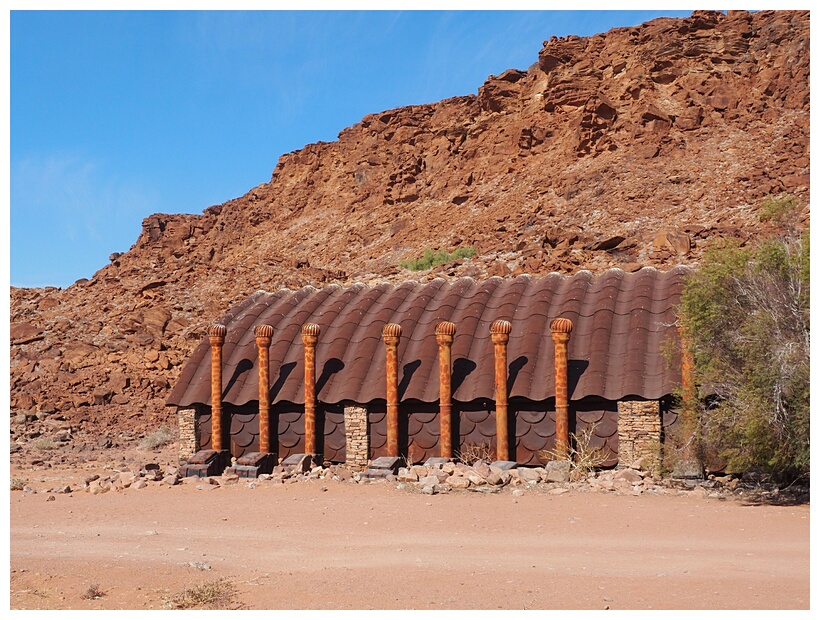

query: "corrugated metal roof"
left=166, top=267, right=689, bottom=409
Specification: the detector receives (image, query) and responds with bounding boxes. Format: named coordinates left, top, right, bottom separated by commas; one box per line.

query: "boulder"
left=448, top=475, right=471, bottom=490
left=545, top=460, right=571, bottom=483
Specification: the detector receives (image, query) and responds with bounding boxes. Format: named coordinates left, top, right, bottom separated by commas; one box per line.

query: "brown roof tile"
left=166, top=267, right=690, bottom=408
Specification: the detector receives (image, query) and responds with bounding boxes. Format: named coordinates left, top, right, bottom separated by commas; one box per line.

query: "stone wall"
left=344, top=406, right=369, bottom=469
left=617, top=400, right=661, bottom=471
left=178, top=407, right=199, bottom=463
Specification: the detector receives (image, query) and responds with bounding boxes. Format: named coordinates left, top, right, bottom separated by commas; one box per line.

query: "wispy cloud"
left=11, top=152, right=159, bottom=287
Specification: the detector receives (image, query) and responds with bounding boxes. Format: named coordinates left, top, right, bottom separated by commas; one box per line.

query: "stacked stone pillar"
left=344, top=406, right=369, bottom=469
left=490, top=319, right=512, bottom=462
left=208, top=324, right=227, bottom=451
left=382, top=323, right=402, bottom=457
left=302, top=323, right=321, bottom=455
left=550, top=317, right=573, bottom=460
left=178, top=408, right=199, bottom=462
left=254, top=324, right=274, bottom=453
left=435, top=321, right=456, bottom=459
left=617, top=400, right=662, bottom=470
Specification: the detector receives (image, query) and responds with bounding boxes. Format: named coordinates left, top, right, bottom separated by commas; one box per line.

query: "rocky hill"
left=10, top=10, right=809, bottom=457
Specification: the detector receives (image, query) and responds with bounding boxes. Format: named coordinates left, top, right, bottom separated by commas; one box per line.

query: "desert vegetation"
left=164, top=579, right=242, bottom=610
left=399, top=246, right=477, bottom=271
left=678, top=195, right=809, bottom=482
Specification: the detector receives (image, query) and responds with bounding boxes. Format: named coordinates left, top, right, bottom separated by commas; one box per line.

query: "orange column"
left=208, top=324, right=227, bottom=452
left=550, top=317, right=573, bottom=460
left=302, top=323, right=321, bottom=455
left=435, top=321, right=456, bottom=459
left=382, top=323, right=402, bottom=457
left=254, top=324, right=274, bottom=454
left=490, top=319, right=512, bottom=462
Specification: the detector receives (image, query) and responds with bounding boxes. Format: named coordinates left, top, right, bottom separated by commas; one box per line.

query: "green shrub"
left=679, top=229, right=809, bottom=482
left=399, top=246, right=477, bottom=271
left=759, top=193, right=799, bottom=224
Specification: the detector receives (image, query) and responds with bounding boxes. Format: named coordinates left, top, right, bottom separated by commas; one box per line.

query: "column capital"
left=208, top=323, right=227, bottom=343
left=254, top=324, right=274, bottom=345
left=550, top=317, right=573, bottom=340
left=435, top=320, right=456, bottom=345
left=301, top=323, right=321, bottom=346
left=382, top=323, right=402, bottom=345
left=490, top=319, right=511, bottom=344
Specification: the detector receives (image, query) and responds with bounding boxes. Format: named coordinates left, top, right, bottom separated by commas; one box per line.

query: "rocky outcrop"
left=9, top=11, right=810, bottom=445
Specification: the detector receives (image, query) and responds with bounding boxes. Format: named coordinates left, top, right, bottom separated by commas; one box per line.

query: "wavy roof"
left=166, top=267, right=690, bottom=408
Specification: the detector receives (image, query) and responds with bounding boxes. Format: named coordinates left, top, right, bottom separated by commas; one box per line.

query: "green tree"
left=679, top=229, right=809, bottom=482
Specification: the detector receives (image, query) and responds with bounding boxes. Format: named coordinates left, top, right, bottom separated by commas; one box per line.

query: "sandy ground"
left=8, top=452, right=810, bottom=611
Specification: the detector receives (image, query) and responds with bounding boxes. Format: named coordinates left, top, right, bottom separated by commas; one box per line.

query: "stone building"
left=167, top=266, right=690, bottom=472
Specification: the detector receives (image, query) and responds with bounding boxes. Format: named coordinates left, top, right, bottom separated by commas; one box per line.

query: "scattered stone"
left=397, top=467, right=419, bottom=483
left=448, top=476, right=471, bottom=490
left=518, top=467, right=541, bottom=483
left=188, top=561, right=211, bottom=570
left=490, top=460, right=518, bottom=471
left=544, top=460, right=571, bottom=483
left=472, top=461, right=492, bottom=479
left=613, top=469, right=642, bottom=484
left=418, top=475, right=441, bottom=488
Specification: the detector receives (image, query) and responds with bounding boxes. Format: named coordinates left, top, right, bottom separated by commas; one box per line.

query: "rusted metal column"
left=435, top=321, right=456, bottom=459
left=550, top=317, right=574, bottom=460
left=490, top=319, right=512, bottom=462
left=302, top=323, right=321, bottom=455
left=382, top=323, right=402, bottom=458
left=254, top=324, right=274, bottom=453
left=208, top=324, right=227, bottom=452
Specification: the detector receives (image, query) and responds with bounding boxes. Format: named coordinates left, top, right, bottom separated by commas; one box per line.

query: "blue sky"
left=9, top=9, right=695, bottom=289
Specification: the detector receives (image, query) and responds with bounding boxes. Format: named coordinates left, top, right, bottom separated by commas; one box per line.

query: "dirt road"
left=9, top=473, right=809, bottom=610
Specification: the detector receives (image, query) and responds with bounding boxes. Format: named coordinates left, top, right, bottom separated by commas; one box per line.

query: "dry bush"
left=456, top=441, right=495, bottom=465
left=139, top=426, right=175, bottom=450
left=31, top=437, right=56, bottom=451
left=10, top=477, right=26, bottom=491
left=164, top=579, right=242, bottom=610
left=540, top=424, right=608, bottom=481
left=81, top=584, right=106, bottom=600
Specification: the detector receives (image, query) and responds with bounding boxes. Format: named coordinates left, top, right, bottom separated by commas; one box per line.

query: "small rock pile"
left=12, top=458, right=808, bottom=505
left=81, top=464, right=183, bottom=494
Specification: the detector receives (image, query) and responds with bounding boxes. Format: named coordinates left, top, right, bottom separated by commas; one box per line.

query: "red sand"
left=9, top=466, right=810, bottom=610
